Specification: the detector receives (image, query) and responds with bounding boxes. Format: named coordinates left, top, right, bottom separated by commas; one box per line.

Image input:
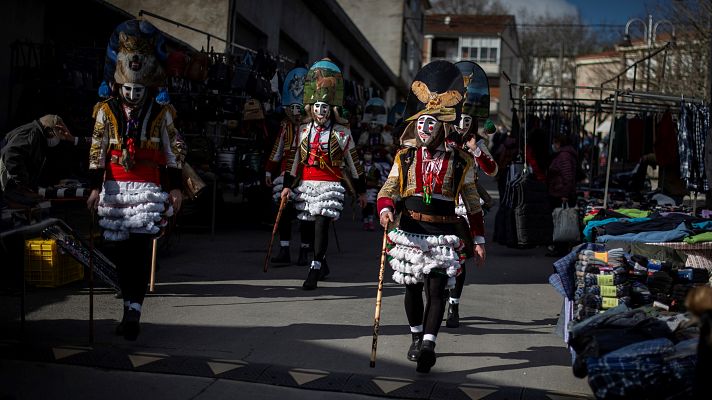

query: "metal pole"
left=603, top=91, right=619, bottom=208
left=647, top=14, right=652, bottom=92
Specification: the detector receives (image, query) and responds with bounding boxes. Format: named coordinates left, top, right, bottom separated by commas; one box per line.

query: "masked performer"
left=378, top=60, right=481, bottom=373
left=441, top=61, right=498, bottom=328
left=281, top=59, right=366, bottom=290
left=266, top=67, right=314, bottom=265
left=87, top=20, right=185, bottom=341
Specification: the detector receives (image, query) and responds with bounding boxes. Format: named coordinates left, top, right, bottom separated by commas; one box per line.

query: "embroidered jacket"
left=377, top=146, right=485, bottom=241
left=286, top=121, right=364, bottom=189
left=265, top=119, right=299, bottom=175
left=89, top=98, right=186, bottom=189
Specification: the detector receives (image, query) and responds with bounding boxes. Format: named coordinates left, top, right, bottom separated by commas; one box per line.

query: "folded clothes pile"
left=574, top=249, right=631, bottom=321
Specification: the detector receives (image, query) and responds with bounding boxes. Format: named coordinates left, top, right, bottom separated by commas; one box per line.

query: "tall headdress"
left=303, top=59, right=344, bottom=107
left=403, top=60, right=464, bottom=123
left=454, top=61, right=490, bottom=119
left=281, top=67, right=308, bottom=107
left=104, top=19, right=167, bottom=87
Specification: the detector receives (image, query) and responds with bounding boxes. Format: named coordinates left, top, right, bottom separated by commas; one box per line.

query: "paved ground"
left=0, top=176, right=593, bottom=399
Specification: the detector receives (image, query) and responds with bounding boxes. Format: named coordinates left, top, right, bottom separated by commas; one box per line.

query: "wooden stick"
left=264, top=195, right=289, bottom=273
left=369, top=225, right=389, bottom=368
left=149, top=237, right=158, bottom=292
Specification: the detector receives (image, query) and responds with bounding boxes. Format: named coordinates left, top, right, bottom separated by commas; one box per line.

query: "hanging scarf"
left=421, top=147, right=446, bottom=205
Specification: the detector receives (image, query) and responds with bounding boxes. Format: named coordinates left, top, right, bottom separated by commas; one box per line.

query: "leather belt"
left=407, top=210, right=459, bottom=223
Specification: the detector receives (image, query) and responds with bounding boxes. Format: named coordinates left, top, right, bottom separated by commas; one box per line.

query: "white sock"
left=449, top=297, right=460, bottom=304
left=123, top=301, right=130, bottom=308
left=410, top=325, right=423, bottom=333
left=300, top=243, right=310, bottom=249
left=128, top=303, right=142, bottom=313
left=423, top=334, right=437, bottom=343
left=280, top=241, right=289, bottom=247
left=310, top=260, right=321, bottom=270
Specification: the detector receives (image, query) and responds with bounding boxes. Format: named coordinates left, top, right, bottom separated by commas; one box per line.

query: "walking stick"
left=369, top=225, right=389, bottom=368
left=264, top=195, right=289, bottom=273
left=88, top=210, right=95, bottom=343
left=149, top=237, right=158, bottom=292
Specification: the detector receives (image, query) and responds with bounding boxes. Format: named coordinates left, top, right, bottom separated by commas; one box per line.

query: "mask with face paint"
left=288, top=104, right=303, bottom=120
left=416, top=115, right=444, bottom=152
left=120, top=83, right=147, bottom=106
left=312, top=101, right=331, bottom=126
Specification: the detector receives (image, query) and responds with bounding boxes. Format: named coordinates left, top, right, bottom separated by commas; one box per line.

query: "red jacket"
left=547, top=145, right=577, bottom=198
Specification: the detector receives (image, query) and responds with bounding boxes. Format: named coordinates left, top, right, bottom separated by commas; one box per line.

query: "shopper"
left=546, top=133, right=577, bottom=257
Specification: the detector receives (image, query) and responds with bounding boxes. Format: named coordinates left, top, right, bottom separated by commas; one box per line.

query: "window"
left=458, top=37, right=499, bottom=63
left=432, top=38, right=458, bottom=60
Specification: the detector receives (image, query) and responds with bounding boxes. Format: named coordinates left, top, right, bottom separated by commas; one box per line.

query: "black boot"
left=302, top=267, right=320, bottom=290
left=115, top=306, right=128, bottom=336
left=123, top=309, right=141, bottom=341
left=416, top=340, right=436, bottom=373
left=318, top=258, right=330, bottom=280
left=446, top=302, right=460, bottom=328
left=271, top=246, right=291, bottom=265
left=296, top=247, right=311, bottom=266
left=407, top=332, right=423, bottom=362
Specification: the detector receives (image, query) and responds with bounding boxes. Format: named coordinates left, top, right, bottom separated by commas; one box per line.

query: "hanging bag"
left=552, top=202, right=580, bottom=243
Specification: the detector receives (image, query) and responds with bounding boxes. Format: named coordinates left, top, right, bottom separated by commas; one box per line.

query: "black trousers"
left=451, top=264, right=467, bottom=299
left=404, top=273, right=449, bottom=336
left=103, top=234, right=154, bottom=305
left=278, top=206, right=315, bottom=247
left=313, top=215, right=330, bottom=263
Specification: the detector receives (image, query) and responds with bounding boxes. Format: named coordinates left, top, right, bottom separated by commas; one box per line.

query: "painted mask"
left=120, top=83, right=146, bottom=106
left=313, top=101, right=331, bottom=125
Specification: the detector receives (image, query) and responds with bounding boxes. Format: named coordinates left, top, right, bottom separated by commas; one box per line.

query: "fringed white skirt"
left=97, top=180, right=172, bottom=241
left=294, top=180, right=345, bottom=221
left=386, top=228, right=464, bottom=288
left=271, top=175, right=297, bottom=203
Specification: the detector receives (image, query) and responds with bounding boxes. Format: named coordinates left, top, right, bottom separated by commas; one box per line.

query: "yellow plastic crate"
left=24, top=238, right=84, bottom=287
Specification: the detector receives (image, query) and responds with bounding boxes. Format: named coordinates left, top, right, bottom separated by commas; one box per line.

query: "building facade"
left=423, top=14, right=521, bottom=124
left=337, top=0, right=429, bottom=103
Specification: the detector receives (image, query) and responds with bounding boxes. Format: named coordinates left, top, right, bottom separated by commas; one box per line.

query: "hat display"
left=455, top=61, right=490, bottom=119
left=107, top=19, right=167, bottom=87
left=303, top=59, right=344, bottom=107
left=361, top=97, right=387, bottom=126
left=281, top=67, right=308, bottom=107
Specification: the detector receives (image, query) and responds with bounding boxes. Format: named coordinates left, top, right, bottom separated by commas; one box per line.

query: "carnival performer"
left=86, top=20, right=185, bottom=341
left=377, top=60, right=482, bottom=373
left=265, top=67, right=314, bottom=266
left=281, top=59, right=366, bottom=290
left=443, top=61, right=498, bottom=328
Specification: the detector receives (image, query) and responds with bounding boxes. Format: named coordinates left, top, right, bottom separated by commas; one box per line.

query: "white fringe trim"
left=98, top=180, right=170, bottom=241
left=295, top=181, right=345, bottom=221
left=386, top=228, right=463, bottom=287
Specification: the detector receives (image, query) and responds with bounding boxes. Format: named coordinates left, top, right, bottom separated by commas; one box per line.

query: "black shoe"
left=271, top=246, right=291, bottom=265
left=123, top=309, right=141, bottom=341
left=416, top=340, right=436, bottom=373
left=445, top=302, right=460, bottom=328
left=318, top=259, right=330, bottom=280
left=302, top=268, right=320, bottom=290
left=296, top=247, right=311, bottom=266
left=407, top=332, right=423, bottom=362
left=115, top=306, right=128, bottom=336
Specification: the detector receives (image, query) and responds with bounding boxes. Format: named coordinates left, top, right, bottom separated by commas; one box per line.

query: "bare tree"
left=429, top=0, right=507, bottom=15
left=652, top=0, right=711, bottom=100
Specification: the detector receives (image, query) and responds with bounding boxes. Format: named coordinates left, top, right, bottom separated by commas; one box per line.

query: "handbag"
left=552, top=203, right=580, bottom=243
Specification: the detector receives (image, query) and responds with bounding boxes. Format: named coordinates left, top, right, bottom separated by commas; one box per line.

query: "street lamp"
left=622, top=15, right=676, bottom=91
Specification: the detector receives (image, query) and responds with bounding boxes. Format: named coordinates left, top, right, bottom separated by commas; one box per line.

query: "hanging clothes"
left=611, top=116, right=628, bottom=162
left=655, top=110, right=677, bottom=167
left=627, top=115, right=645, bottom=162
left=678, top=103, right=710, bottom=192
